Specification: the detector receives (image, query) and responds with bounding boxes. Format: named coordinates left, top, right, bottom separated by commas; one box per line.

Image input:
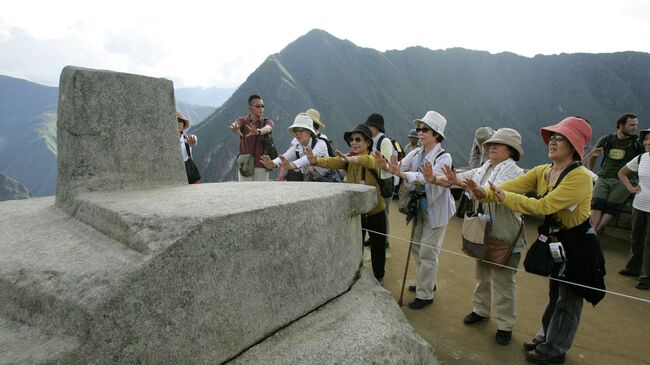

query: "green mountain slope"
left=0, top=172, right=32, bottom=201
left=192, top=30, right=650, bottom=182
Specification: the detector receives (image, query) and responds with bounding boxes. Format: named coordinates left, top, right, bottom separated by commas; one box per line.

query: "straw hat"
left=176, top=111, right=190, bottom=128
left=304, top=108, right=325, bottom=129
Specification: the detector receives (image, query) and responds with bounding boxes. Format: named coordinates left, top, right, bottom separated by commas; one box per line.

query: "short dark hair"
left=248, top=94, right=262, bottom=105
left=433, top=132, right=444, bottom=143
left=616, top=113, right=638, bottom=128
left=507, top=146, right=521, bottom=161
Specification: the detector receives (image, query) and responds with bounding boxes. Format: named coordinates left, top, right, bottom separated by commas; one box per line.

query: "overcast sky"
left=2, top=0, right=649, bottom=88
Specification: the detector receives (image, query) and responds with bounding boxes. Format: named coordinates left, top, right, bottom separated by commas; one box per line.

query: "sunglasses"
left=250, top=104, right=264, bottom=109
left=416, top=127, right=433, bottom=133
left=348, top=137, right=364, bottom=143
left=548, top=135, right=567, bottom=142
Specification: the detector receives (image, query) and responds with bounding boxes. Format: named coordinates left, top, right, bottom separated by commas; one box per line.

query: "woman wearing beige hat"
left=260, top=114, right=329, bottom=179
left=378, top=110, right=456, bottom=310
left=464, top=117, right=606, bottom=364
left=426, top=128, right=525, bottom=345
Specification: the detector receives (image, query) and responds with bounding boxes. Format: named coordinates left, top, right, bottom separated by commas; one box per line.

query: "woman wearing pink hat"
left=465, top=116, right=606, bottom=364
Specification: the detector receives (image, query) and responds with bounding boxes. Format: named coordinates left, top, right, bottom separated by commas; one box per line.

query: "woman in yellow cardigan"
left=305, top=123, right=386, bottom=284
left=459, top=116, right=606, bottom=365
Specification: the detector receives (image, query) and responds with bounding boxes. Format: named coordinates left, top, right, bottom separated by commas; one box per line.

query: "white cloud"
left=1, top=0, right=649, bottom=88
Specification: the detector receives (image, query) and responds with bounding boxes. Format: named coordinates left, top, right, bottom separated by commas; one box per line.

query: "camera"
left=548, top=242, right=566, bottom=263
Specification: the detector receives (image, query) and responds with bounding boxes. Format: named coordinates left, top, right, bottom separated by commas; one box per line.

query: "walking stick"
left=398, top=214, right=417, bottom=306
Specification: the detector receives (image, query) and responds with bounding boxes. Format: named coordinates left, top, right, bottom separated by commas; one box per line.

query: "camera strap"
left=541, top=161, right=581, bottom=235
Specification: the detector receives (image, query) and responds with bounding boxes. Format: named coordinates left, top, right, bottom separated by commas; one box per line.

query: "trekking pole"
left=398, top=215, right=417, bottom=306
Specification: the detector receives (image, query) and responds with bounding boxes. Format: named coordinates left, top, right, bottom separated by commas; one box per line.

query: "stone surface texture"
left=0, top=181, right=376, bottom=364
left=55, top=66, right=186, bottom=214
left=232, top=268, right=437, bottom=365
left=0, top=66, right=436, bottom=364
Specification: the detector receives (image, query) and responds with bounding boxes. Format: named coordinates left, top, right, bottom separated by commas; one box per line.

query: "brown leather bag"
left=484, top=219, right=525, bottom=269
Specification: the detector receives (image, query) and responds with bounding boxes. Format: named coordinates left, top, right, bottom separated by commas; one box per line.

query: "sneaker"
left=408, top=298, right=433, bottom=309
left=525, top=349, right=566, bottom=364
left=635, top=281, right=650, bottom=290
left=523, top=338, right=541, bottom=351
left=619, top=268, right=640, bottom=277
left=495, top=330, right=512, bottom=345
left=463, top=312, right=489, bottom=325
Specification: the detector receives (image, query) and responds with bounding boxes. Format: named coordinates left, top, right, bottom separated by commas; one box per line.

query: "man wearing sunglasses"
left=229, top=94, right=274, bottom=181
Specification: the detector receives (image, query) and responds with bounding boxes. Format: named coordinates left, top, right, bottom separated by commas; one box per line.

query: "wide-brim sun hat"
left=344, top=124, right=373, bottom=147
left=408, top=128, right=418, bottom=139
left=540, top=116, right=592, bottom=158
left=639, top=128, right=650, bottom=142
left=176, top=111, right=190, bottom=128
left=304, top=108, right=325, bottom=129
left=483, top=128, right=524, bottom=157
left=413, top=111, right=447, bottom=139
left=288, top=114, right=317, bottom=136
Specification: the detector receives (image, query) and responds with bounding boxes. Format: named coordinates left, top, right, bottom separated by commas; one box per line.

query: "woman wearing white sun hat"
left=378, top=110, right=456, bottom=309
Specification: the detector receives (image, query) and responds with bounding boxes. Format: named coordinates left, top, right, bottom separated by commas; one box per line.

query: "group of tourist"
left=176, top=94, right=647, bottom=364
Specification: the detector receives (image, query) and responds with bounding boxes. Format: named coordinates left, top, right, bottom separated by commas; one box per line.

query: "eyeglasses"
left=548, top=135, right=567, bottom=142
left=416, top=127, right=433, bottom=133
left=348, top=137, right=364, bottom=143
left=250, top=104, right=264, bottom=109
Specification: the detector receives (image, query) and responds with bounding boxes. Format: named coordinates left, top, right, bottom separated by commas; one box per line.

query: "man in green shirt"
left=584, top=113, right=643, bottom=232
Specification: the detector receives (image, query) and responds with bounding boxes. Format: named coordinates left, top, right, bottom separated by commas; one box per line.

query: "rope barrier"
left=362, top=227, right=650, bottom=304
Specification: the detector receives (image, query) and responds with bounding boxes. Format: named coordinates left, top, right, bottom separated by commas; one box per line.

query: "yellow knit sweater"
left=484, top=164, right=592, bottom=229
left=316, top=153, right=385, bottom=216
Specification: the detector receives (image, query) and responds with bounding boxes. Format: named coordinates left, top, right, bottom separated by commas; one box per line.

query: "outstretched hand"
left=488, top=181, right=505, bottom=202
left=229, top=121, right=243, bottom=136
left=260, top=155, right=275, bottom=170
left=464, top=177, right=487, bottom=200
left=305, top=146, right=318, bottom=165
left=422, top=161, right=436, bottom=184
left=373, top=151, right=387, bottom=170
left=278, top=155, right=295, bottom=170
left=335, top=150, right=351, bottom=163
left=442, top=164, right=460, bottom=186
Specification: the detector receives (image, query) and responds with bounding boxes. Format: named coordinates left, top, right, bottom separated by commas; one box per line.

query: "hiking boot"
left=408, top=298, right=433, bottom=309
left=525, top=349, right=566, bottom=364
left=463, top=312, right=489, bottom=325
left=635, top=281, right=650, bottom=290
left=619, top=268, right=640, bottom=277
left=495, top=330, right=512, bottom=345
left=523, top=338, right=541, bottom=351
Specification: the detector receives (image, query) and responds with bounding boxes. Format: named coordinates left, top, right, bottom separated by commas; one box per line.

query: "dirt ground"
left=373, top=200, right=650, bottom=365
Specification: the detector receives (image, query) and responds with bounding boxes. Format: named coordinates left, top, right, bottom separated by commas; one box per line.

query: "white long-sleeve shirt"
left=400, top=144, right=456, bottom=228
left=273, top=138, right=329, bottom=175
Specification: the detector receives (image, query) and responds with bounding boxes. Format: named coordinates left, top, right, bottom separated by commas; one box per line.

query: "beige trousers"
left=472, top=253, right=521, bottom=331
left=411, top=210, right=447, bottom=300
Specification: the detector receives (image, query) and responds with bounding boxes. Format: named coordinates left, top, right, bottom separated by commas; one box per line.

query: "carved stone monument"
left=0, top=66, right=436, bottom=364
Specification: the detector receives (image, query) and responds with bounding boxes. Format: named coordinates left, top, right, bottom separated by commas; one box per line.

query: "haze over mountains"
left=3, top=28, right=650, bottom=197
left=193, top=29, right=650, bottom=182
